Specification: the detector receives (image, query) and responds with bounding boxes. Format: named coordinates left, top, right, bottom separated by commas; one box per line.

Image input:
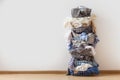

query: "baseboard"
left=100, top=70, right=120, bottom=74
left=0, top=70, right=120, bottom=74
left=0, top=71, right=66, bottom=74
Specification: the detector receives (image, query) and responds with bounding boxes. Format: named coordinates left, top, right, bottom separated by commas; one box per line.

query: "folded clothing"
left=71, top=6, right=91, bottom=18
left=74, top=66, right=99, bottom=76
left=68, top=57, right=99, bottom=71
left=72, top=26, right=93, bottom=34
left=74, top=60, right=99, bottom=67
left=70, top=49, right=94, bottom=61
left=67, top=66, right=99, bottom=76
left=75, top=63, right=93, bottom=71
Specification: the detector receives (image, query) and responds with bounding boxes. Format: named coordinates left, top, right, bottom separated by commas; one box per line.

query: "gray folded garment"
left=71, top=6, right=91, bottom=18
left=70, top=48, right=94, bottom=61
left=72, top=26, right=93, bottom=34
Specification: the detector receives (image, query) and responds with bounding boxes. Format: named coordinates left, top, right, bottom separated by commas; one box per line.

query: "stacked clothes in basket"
left=64, top=6, right=100, bottom=76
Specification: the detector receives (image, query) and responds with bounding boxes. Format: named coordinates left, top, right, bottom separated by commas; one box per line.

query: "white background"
left=0, top=0, right=120, bottom=71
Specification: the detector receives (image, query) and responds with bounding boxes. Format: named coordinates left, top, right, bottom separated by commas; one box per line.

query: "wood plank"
left=0, top=70, right=120, bottom=74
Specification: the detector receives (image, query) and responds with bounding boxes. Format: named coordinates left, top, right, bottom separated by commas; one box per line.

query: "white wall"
left=0, top=0, right=120, bottom=71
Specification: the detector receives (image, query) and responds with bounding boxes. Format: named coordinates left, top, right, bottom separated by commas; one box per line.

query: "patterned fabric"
left=70, top=48, right=94, bottom=61
left=74, top=66, right=99, bottom=76
left=68, top=57, right=75, bottom=70
left=67, top=66, right=99, bottom=76
left=74, top=60, right=99, bottom=67
left=87, top=33, right=95, bottom=45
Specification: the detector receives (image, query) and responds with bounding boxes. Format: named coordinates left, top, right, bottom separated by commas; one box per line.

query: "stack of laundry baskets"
left=64, top=6, right=100, bottom=76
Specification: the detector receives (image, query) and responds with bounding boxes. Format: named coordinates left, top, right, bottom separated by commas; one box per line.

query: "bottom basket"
left=67, top=66, right=99, bottom=76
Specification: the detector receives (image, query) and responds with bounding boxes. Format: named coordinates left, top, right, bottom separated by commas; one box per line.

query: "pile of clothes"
left=64, top=6, right=100, bottom=76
